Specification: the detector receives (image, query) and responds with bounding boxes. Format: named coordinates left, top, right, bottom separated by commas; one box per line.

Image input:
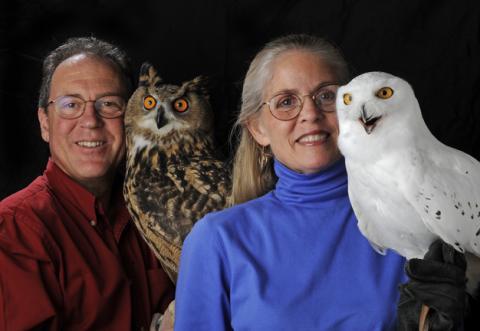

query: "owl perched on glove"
left=123, top=63, right=230, bottom=282
left=336, top=71, right=480, bottom=294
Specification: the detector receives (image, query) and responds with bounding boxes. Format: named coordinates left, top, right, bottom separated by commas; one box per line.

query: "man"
left=0, top=37, right=174, bottom=330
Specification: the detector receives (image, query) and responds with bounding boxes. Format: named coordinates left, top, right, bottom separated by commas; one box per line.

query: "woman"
left=174, top=34, right=407, bottom=330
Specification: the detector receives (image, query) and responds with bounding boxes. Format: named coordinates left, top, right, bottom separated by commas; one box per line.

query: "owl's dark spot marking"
left=472, top=214, right=475, bottom=220
left=466, top=170, right=469, bottom=174
left=462, top=211, right=465, bottom=215
left=426, top=197, right=431, bottom=201
left=476, top=228, right=480, bottom=236
left=133, top=147, right=146, bottom=165
left=468, top=202, right=472, bottom=208
left=455, top=205, right=459, bottom=209
left=457, top=229, right=461, bottom=232
left=436, top=210, right=441, bottom=216
left=477, top=211, right=480, bottom=217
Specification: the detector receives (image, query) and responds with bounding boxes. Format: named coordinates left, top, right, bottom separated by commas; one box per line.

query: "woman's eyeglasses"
left=259, top=83, right=339, bottom=121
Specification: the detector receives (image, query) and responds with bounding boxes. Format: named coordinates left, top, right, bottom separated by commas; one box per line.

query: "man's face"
left=38, top=54, right=127, bottom=191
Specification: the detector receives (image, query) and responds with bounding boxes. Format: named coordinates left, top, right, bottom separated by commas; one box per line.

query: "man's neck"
left=82, top=176, right=114, bottom=211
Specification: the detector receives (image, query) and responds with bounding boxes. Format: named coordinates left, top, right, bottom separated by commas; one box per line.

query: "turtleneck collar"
left=272, top=157, right=348, bottom=205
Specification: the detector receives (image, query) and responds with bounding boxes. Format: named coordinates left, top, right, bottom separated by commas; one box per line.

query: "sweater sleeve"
left=0, top=211, right=61, bottom=331
left=174, top=215, right=232, bottom=331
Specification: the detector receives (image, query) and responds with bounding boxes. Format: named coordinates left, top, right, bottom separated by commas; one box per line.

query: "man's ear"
left=38, top=108, right=50, bottom=143
left=246, top=116, right=270, bottom=147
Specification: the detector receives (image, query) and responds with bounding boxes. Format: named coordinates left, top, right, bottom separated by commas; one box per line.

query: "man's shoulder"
left=0, top=175, right=58, bottom=259
left=1, top=175, right=50, bottom=216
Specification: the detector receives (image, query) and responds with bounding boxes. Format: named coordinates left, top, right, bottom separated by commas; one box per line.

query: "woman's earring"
left=260, top=146, right=272, bottom=170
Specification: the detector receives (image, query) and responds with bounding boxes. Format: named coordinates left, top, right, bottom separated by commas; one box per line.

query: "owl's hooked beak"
left=156, top=105, right=167, bottom=129
left=359, top=105, right=382, bottom=135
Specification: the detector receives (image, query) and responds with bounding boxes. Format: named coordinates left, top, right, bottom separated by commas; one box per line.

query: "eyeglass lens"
left=53, top=95, right=126, bottom=119
left=268, top=84, right=338, bottom=120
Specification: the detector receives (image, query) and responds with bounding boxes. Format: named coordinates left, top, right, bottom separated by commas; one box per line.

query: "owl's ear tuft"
left=139, top=62, right=162, bottom=87
left=187, top=75, right=210, bottom=99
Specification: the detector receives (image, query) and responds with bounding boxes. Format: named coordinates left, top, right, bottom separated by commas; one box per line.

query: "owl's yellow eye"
left=343, top=93, right=352, bottom=105
left=173, top=98, right=189, bottom=112
left=376, top=87, right=394, bottom=99
left=143, top=95, right=157, bottom=110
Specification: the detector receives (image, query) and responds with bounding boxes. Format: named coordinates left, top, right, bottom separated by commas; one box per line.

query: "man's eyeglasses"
left=259, top=83, right=339, bottom=121
left=46, top=95, right=127, bottom=119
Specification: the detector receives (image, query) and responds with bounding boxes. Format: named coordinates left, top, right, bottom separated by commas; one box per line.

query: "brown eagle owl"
left=123, top=63, right=230, bottom=283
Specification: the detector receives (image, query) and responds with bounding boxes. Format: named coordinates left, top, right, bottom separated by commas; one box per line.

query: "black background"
left=1, top=0, right=479, bottom=199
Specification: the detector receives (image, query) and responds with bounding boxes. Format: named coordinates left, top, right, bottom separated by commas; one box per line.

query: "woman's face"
left=248, top=50, right=342, bottom=174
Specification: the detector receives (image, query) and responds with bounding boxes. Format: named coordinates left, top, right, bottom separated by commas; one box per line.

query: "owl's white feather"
left=337, top=72, right=480, bottom=264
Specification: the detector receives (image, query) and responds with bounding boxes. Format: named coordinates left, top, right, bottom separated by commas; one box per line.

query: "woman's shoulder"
left=205, top=192, right=274, bottom=222
left=188, top=192, right=275, bottom=238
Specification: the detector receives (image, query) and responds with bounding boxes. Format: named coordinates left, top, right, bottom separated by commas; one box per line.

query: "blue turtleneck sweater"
left=175, top=159, right=406, bottom=331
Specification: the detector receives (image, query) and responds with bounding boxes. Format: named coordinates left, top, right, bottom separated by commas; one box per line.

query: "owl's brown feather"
left=124, top=63, right=230, bottom=283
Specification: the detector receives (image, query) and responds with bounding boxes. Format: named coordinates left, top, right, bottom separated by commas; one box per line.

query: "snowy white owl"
left=336, top=72, right=480, bottom=270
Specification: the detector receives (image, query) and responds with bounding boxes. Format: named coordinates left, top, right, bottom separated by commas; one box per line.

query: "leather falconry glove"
left=397, top=239, right=468, bottom=331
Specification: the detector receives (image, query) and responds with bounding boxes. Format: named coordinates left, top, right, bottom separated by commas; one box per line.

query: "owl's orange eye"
left=173, top=98, right=189, bottom=112
left=376, top=87, right=394, bottom=99
left=343, top=93, right=352, bottom=105
left=143, top=96, right=157, bottom=110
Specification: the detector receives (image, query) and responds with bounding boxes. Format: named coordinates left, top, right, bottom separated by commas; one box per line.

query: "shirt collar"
left=273, top=157, right=348, bottom=204
left=45, top=158, right=97, bottom=221
left=44, top=158, right=130, bottom=240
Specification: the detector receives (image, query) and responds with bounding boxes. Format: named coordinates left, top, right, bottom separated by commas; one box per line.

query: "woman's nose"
left=299, top=96, right=325, bottom=122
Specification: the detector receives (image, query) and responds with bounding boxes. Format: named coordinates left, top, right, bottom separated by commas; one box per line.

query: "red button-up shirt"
left=0, top=159, right=174, bottom=330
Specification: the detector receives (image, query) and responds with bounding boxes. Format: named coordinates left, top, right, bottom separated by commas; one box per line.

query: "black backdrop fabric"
left=1, top=0, right=479, bottom=199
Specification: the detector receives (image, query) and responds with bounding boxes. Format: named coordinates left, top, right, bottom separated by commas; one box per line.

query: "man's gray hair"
left=38, top=36, right=133, bottom=108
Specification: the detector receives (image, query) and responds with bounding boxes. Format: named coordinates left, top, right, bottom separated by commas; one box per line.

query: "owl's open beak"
left=156, top=106, right=167, bottom=129
left=359, top=106, right=381, bottom=135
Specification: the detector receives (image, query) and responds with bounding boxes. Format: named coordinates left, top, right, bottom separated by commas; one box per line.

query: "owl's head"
left=125, top=62, right=214, bottom=143
left=336, top=71, right=421, bottom=136
left=336, top=72, right=427, bottom=160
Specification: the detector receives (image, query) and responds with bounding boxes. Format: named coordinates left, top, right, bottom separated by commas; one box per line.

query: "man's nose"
left=79, top=101, right=103, bottom=128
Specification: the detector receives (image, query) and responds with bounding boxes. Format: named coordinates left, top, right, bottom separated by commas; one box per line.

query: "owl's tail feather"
left=136, top=217, right=181, bottom=283
left=126, top=202, right=181, bottom=283
left=148, top=232, right=181, bottom=283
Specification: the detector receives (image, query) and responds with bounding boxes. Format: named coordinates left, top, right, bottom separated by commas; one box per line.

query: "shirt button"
left=90, top=220, right=97, bottom=226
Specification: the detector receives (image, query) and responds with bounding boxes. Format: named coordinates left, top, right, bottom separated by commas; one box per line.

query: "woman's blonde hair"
left=229, top=34, right=350, bottom=205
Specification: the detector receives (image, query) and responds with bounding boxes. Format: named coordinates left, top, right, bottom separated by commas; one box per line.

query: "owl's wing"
left=166, top=157, right=230, bottom=208
left=402, top=143, right=480, bottom=256
left=124, top=164, right=184, bottom=282
left=346, top=160, right=434, bottom=259
left=185, top=158, right=230, bottom=204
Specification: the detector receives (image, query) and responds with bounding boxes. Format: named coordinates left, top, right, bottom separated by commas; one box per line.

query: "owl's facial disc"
left=156, top=105, right=168, bottom=129
left=359, top=105, right=382, bottom=135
